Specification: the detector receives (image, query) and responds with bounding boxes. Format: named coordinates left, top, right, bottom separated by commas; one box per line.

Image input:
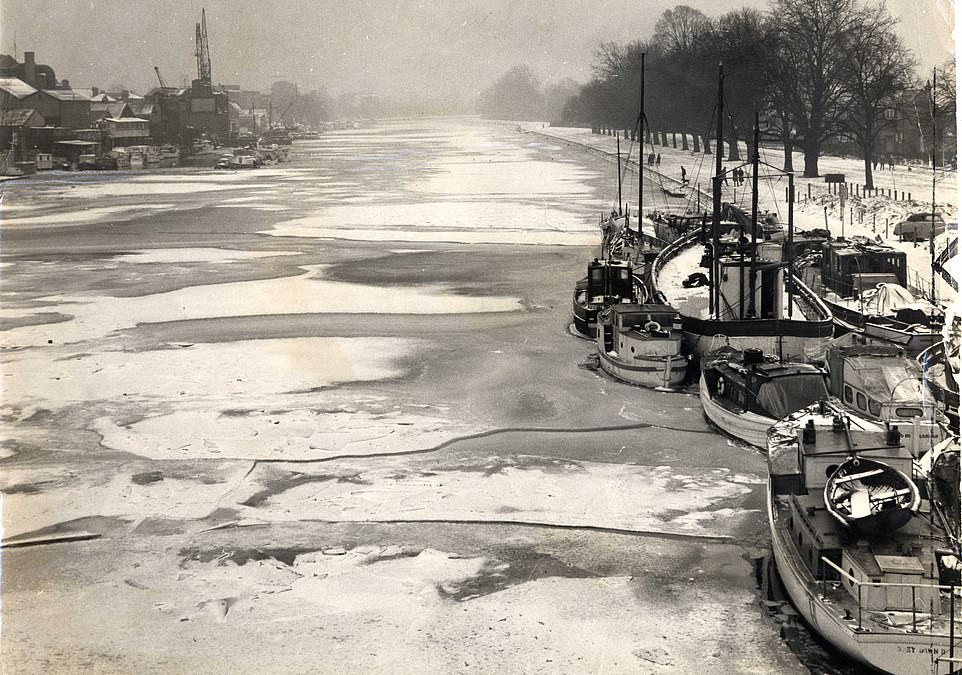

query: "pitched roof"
left=40, top=89, right=91, bottom=102
left=91, top=102, right=131, bottom=118
left=0, top=108, right=41, bottom=126
left=0, top=54, right=20, bottom=68
left=0, top=77, right=37, bottom=99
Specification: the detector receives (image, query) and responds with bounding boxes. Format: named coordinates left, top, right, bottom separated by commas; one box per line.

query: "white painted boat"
left=768, top=403, right=962, bottom=674
left=596, top=303, right=688, bottom=389
left=699, top=347, right=832, bottom=449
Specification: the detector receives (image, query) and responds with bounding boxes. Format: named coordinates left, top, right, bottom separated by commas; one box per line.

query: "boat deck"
left=659, top=242, right=812, bottom=320
left=772, top=494, right=960, bottom=638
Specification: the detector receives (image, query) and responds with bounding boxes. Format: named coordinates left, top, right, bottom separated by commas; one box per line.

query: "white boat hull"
left=698, top=374, right=774, bottom=448
left=768, top=485, right=956, bottom=675
left=598, top=349, right=687, bottom=389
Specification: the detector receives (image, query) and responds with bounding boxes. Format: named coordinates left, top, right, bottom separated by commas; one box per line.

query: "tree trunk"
left=727, top=127, right=740, bottom=161
left=782, top=139, right=794, bottom=173
left=863, top=145, right=874, bottom=190
left=703, top=135, right=711, bottom=154
left=681, top=132, right=689, bottom=151
left=802, top=142, right=819, bottom=178
left=672, top=132, right=677, bottom=148
left=691, top=132, right=700, bottom=153
left=661, top=131, right=669, bottom=146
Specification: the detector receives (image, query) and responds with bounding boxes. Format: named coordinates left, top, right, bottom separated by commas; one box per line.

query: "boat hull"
left=598, top=349, right=687, bottom=389
left=768, top=486, right=955, bottom=675
left=698, top=374, right=773, bottom=448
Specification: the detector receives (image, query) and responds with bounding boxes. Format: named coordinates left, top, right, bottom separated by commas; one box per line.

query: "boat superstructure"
left=768, top=403, right=962, bottom=674
left=595, top=303, right=687, bottom=389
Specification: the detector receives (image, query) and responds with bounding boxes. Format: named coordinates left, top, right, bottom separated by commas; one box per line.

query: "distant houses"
left=0, top=50, right=235, bottom=169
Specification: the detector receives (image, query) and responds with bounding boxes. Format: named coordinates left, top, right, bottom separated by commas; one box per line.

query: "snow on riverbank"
left=531, top=124, right=959, bottom=303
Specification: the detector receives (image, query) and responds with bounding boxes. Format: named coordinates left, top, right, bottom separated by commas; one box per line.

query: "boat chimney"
left=832, top=415, right=845, bottom=433
left=885, top=425, right=902, bottom=446
left=803, top=419, right=816, bottom=444
left=742, top=348, right=764, bottom=366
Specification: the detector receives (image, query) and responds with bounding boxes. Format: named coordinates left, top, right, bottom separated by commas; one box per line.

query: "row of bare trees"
left=560, top=0, right=954, bottom=189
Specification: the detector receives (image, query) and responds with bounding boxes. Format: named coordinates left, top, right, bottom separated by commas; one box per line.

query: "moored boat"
left=824, top=335, right=949, bottom=453
left=805, top=236, right=944, bottom=356
left=571, top=257, right=646, bottom=338
left=595, top=303, right=687, bottom=389
left=699, top=346, right=834, bottom=448
left=767, top=402, right=962, bottom=674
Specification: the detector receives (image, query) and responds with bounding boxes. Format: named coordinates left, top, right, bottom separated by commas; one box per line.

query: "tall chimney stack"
left=23, top=51, right=35, bottom=86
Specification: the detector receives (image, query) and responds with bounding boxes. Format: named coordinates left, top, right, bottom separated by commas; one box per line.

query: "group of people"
left=647, top=153, right=661, bottom=166
left=724, top=167, right=748, bottom=185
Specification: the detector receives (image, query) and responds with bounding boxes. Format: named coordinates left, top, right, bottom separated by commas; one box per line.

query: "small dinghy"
left=824, top=455, right=920, bottom=535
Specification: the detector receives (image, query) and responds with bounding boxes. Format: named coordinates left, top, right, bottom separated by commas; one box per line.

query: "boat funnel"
left=743, top=348, right=764, bottom=366
left=803, top=419, right=817, bottom=445
left=885, top=425, right=902, bottom=446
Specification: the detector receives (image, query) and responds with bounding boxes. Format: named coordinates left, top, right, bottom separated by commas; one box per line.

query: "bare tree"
left=767, top=0, right=861, bottom=177
left=838, top=3, right=916, bottom=189
left=652, top=5, right=711, bottom=55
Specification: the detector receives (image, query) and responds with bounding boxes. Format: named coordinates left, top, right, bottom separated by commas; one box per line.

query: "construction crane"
left=195, top=8, right=211, bottom=84
left=154, top=66, right=170, bottom=89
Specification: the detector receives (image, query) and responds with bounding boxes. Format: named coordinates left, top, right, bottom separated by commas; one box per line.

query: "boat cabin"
left=826, top=341, right=942, bottom=454
left=703, top=349, right=829, bottom=418
left=586, top=258, right=635, bottom=304
left=716, top=246, right=785, bottom=320
left=599, top=303, right=681, bottom=356
left=820, top=238, right=907, bottom=298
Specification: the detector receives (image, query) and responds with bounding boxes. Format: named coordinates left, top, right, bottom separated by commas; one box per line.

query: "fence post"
left=807, top=184, right=811, bottom=200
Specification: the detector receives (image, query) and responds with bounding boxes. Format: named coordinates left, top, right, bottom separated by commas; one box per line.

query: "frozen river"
left=1, top=119, right=856, bottom=673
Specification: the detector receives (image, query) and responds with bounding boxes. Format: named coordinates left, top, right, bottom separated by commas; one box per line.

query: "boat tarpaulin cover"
left=844, top=356, right=932, bottom=403
left=756, top=374, right=829, bottom=419
left=861, top=283, right=938, bottom=316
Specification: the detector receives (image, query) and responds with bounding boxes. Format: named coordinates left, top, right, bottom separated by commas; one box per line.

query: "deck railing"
left=819, top=556, right=959, bottom=645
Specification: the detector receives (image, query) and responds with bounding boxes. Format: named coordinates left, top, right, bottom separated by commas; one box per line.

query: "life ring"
left=644, top=320, right=661, bottom=333
left=717, top=377, right=726, bottom=396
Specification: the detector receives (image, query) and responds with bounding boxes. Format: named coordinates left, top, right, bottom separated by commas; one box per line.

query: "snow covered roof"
left=0, top=108, right=41, bottom=126
left=0, top=77, right=37, bottom=99
left=41, top=89, right=91, bottom=102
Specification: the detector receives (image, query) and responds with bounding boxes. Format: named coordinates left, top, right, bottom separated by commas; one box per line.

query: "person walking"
left=656, top=153, right=661, bottom=166
left=681, top=166, right=687, bottom=183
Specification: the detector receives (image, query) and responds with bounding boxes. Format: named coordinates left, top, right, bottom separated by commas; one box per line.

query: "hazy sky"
left=0, top=0, right=954, bottom=98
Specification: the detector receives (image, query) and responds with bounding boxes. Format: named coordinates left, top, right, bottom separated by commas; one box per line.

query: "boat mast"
left=711, top=63, right=724, bottom=319
left=930, top=67, right=937, bottom=304
left=617, top=135, right=622, bottom=216
left=748, top=112, right=760, bottom=318
left=639, top=52, right=645, bottom=234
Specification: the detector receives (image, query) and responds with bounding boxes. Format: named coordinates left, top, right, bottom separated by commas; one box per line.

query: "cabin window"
left=869, top=400, right=882, bottom=417
left=788, top=516, right=793, bottom=531
left=856, top=392, right=867, bottom=410
left=798, top=532, right=803, bottom=547
left=844, top=386, right=854, bottom=404
left=630, top=346, right=634, bottom=353
left=896, top=407, right=923, bottom=418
